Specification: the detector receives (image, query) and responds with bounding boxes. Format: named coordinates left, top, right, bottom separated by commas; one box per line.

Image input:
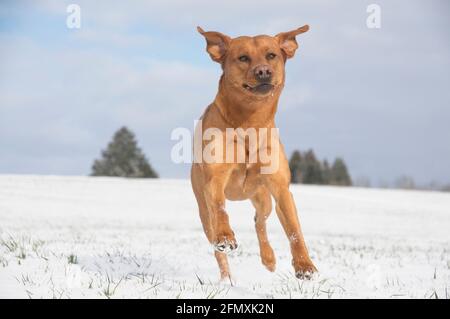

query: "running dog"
left=191, top=25, right=317, bottom=280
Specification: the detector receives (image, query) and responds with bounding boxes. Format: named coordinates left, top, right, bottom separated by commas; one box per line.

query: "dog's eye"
left=266, top=53, right=277, bottom=60
left=238, top=55, right=250, bottom=62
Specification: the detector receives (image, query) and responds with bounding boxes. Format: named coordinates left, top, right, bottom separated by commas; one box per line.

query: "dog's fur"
left=191, top=25, right=317, bottom=280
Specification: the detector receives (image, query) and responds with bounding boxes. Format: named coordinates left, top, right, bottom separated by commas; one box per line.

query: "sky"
left=0, top=0, right=449, bottom=186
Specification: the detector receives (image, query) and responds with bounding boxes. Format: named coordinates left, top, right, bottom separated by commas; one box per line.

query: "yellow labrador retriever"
left=191, top=25, right=317, bottom=280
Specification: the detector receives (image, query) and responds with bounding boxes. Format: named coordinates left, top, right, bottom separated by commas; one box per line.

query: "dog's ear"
left=197, top=26, right=231, bottom=63
left=275, top=25, right=309, bottom=59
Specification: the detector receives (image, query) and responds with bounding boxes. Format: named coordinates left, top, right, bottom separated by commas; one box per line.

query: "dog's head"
left=198, top=25, right=309, bottom=98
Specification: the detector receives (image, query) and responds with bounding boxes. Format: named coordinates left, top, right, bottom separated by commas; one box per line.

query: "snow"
left=0, top=175, right=449, bottom=298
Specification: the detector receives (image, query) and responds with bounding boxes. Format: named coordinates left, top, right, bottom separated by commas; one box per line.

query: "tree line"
left=91, top=127, right=352, bottom=186
left=90, top=127, right=448, bottom=192
left=288, top=149, right=352, bottom=186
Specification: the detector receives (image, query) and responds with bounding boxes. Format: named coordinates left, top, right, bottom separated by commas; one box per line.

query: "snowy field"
left=0, top=175, right=449, bottom=299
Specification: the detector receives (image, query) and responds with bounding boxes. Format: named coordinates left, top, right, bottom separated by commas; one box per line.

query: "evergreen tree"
left=91, top=127, right=158, bottom=178
left=330, top=158, right=352, bottom=186
left=289, top=150, right=303, bottom=184
left=302, top=149, right=323, bottom=184
left=289, top=150, right=353, bottom=186
left=321, top=159, right=332, bottom=185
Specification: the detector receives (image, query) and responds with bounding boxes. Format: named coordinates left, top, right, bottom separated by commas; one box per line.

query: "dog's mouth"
left=242, top=83, right=274, bottom=94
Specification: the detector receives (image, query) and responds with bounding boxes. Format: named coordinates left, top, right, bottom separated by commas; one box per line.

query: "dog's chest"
left=224, top=164, right=261, bottom=200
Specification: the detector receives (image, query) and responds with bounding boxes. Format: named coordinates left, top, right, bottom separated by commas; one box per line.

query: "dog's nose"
left=253, top=65, right=272, bottom=82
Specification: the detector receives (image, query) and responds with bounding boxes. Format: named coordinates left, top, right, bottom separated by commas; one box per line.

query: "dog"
left=191, top=25, right=317, bottom=280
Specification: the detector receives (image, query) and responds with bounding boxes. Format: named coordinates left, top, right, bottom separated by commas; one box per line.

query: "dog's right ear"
left=197, top=26, right=231, bottom=63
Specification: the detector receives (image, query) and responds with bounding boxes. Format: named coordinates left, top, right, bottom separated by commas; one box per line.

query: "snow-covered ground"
left=0, top=175, right=448, bottom=298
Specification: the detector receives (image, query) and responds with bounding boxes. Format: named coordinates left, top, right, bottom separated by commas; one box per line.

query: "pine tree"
left=321, top=159, right=331, bottom=185
left=330, top=158, right=352, bottom=186
left=289, top=149, right=353, bottom=186
left=91, top=127, right=158, bottom=178
left=289, top=150, right=303, bottom=184
left=302, top=149, right=323, bottom=184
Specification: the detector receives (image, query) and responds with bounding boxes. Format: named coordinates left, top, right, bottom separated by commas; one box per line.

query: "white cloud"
left=0, top=32, right=218, bottom=176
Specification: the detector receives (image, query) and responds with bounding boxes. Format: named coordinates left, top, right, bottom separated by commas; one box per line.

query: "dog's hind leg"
left=250, top=187, right=276, bottom=272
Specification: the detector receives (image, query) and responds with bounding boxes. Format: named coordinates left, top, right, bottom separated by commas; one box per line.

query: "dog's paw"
left=295, top=269, right=315, bottom=280
left=213, top=233, right=238, bottom=254
left=213, top=239, right=238, bottom=253
left=293, top=260, right=317, bottom=280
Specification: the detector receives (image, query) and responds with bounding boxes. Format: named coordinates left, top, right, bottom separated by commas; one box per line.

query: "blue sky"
left=0, top=0, right=449, bottom=186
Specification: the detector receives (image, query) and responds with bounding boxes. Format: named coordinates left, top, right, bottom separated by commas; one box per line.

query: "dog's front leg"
left=203, top=170, right=237, bottom=253
left=263, top=173, right=317, bottom=279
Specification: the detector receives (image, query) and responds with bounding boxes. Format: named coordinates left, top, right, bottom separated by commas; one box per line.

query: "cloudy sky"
left=0, top=0, right=449, bottom=186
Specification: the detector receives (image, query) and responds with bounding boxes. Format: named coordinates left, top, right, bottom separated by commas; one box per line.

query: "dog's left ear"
left=275, top=25, right=309, bottom=59
left=197, top=26, right=231, bottom=63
